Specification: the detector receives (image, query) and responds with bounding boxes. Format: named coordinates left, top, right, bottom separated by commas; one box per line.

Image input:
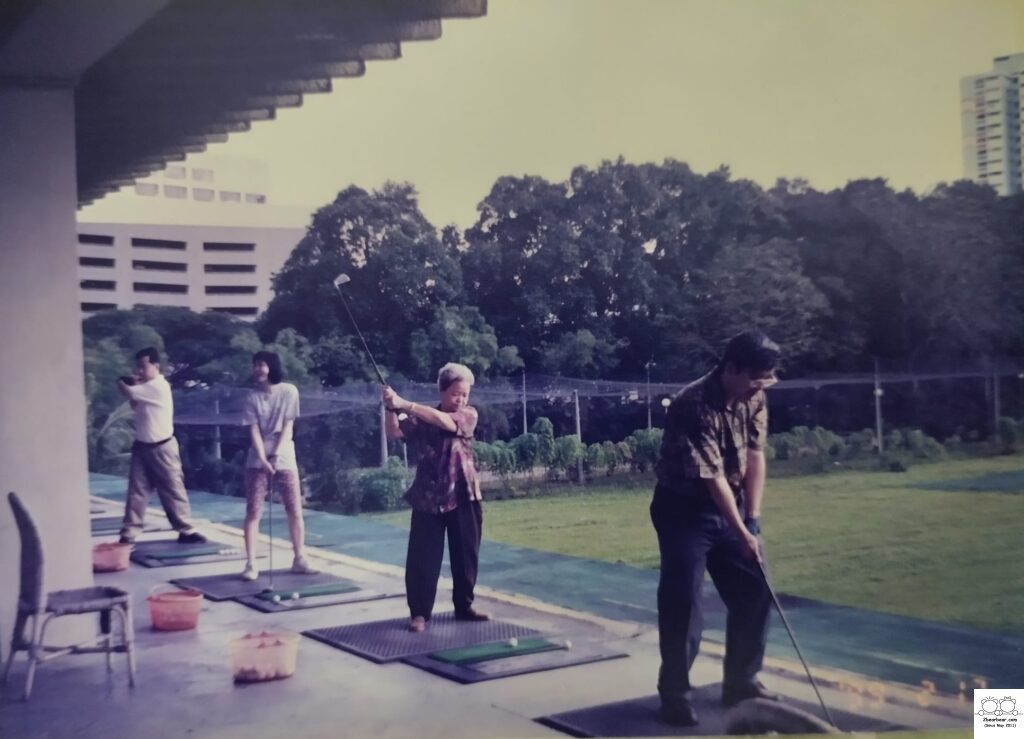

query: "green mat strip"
left=147, top=546, right=236, bottom=560
left=430, top=637, right=565, bottom=666
left=255, top=582, right=362, bottom=601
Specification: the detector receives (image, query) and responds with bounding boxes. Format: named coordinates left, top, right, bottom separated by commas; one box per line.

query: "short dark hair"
left=719, top=331, right=781, bottom=375
left=135, top=347, right=160, bottom=365
left=252, top=351, right=283, bottom=384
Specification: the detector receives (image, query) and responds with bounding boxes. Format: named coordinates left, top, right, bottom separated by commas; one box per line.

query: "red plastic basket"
left=92, top=542, right=131, bottom=572
left=147, top=585, right=203, bottom=631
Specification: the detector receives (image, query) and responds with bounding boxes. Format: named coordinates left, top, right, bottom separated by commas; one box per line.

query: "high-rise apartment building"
left=77, top=155, right=309, bottom=320
left=960, top=53, right=1024, bottom=196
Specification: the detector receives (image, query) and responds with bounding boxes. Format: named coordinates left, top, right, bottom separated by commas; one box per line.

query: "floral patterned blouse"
left=399, top=406, right=483, bottom=514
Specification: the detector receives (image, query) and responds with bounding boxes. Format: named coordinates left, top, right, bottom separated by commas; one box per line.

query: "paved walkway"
left=90, top=473, right=1024, bottom=696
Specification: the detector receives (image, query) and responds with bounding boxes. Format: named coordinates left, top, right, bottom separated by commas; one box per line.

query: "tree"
left=83, top=305, right=248, bottom=384
left=408, top=305, right=522, bottom=380
left=463, top=160, right=787, bottom=378
left=530, top=417, right=556, bottom=466
left=654, top=238, right=832, bottom=375
left=511, top=432, right=542, bottom=473
left=539, top=329, right=625, bottom=377
left=259, top=182, right=465, bottom=382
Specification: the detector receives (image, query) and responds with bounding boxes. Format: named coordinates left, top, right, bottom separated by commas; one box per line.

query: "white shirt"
left=241, top=383, right=300, bottom=471
left=126, top=374, right=174, bottom=443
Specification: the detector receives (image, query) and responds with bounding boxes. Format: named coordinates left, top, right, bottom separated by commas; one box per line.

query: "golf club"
left=332, top=273, right=387, bottom=386
left=260, top=472, right=275, bottom=596
left=757, top=560, right=837, bottom=729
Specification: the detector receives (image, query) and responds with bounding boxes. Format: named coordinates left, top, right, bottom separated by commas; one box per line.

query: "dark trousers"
left=406, top=501, right=483, bottom=619
left=651, top=494, right=771, bottom=700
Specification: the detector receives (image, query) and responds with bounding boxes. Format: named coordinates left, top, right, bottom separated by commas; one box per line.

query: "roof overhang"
left=0, top=0, right=486, bottom=206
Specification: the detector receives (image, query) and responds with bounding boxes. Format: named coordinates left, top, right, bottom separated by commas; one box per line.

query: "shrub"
left=490, top=440, right=517, bottom=479
left=549, top=435, right=585, bottom=480
left=625, top=428, right=663, bottom=472
left=881, top=453, right=909, bottom=473
left=770, top=426, right=844, bottom=461
left=884, top=429, right=905, bottom=452
left=844, top=429, right=876, bottom=459
left=615, top=441, right=633, bottom=469
left=585, top=443, right=607, bottom=476
left=510, top=432, right=542, bottom=473
left=473, top=440, right=495, bottom=472
left=601, top=440, right=619, bottom=475
left=996, top=416, right=1021, bottom=454
left=335, top=457, right=408, bottom=514
left=531, top=417, right=556, bottom=466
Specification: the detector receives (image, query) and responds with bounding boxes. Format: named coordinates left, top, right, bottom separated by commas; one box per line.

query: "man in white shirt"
left=117, top=347, right=206, bottom=544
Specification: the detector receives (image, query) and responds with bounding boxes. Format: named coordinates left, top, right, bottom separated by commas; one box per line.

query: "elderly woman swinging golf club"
left=383, top=362, right=488, bottom=633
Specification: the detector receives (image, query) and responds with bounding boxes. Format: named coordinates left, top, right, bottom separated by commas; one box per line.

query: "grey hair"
left=437, top=362, right=475, bottom=392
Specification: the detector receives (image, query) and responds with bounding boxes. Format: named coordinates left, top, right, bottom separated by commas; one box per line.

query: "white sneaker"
left=241, top=561, right=259, bottom=581
left=291, top=555, right=317, bottom=574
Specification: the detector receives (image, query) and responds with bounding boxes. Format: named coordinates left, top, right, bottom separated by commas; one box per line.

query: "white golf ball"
left=271, top=594, right=281, bottom=603
left=290, top=592, right=300, bottom=600
left=507, top=638, right=519, bottom=648
left=563, top=639, right=573, bottom=650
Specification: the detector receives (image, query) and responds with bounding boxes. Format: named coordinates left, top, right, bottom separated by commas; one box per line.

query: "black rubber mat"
left=234, top=585, right=402, bottom=614
left=170, top=569, right=354, bottom=601
left=403, top=637, right=629, bottom=684
left=130, top=538, right=248, bottom=568
left=303, top=613, right=542, bottom=664
left=535, top=683, right=906, bottom=737
left=90, top=516, right=169, bottom=536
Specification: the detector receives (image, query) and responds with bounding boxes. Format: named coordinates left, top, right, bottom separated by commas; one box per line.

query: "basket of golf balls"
left=229, top=630, right=300, bottom=682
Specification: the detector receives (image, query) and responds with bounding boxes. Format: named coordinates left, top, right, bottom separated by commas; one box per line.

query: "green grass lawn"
left=374, top=454, right=1024, bottom=633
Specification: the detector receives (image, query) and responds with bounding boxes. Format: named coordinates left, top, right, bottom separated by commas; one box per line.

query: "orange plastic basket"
left=147, top=585, right=203, bottom=631
left=92, top=542, right=132, bottom=572
left=229, top=631, right=300, bottom=682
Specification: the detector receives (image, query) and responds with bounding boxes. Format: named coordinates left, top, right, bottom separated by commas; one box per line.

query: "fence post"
left=573, top=389, right=583, bottom=482
left=993, top=362, right=1001, bottom=432
left=379, top=401, right=388, bottom=467
left=522, top=369, right=528, bottom=435
left=646, top=361, right=653, bottom=430
left=212, top=398, right=222, bottom=460
left=874, top=358, right=884, bottom=456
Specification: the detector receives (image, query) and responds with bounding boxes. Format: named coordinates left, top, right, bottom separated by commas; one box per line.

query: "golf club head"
left=333, top=273, right=351, bottom=289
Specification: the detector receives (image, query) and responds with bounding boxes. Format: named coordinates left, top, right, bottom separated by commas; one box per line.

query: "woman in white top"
left=240, top=351, right=315, bottom=581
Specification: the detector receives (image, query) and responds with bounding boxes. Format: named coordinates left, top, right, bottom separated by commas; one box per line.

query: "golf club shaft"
left=333, top=287, right=387, bottom=385
left=268, top=472, right=273, bottom=590
left=758, top=560, right=836, bottom=728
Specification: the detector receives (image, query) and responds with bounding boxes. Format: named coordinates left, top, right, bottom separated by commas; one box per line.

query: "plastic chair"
left=2, top=492, right=136, bottom=700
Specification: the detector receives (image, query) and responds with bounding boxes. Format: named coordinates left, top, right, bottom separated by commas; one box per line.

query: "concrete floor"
left=0, top=501, right=972, bottom=739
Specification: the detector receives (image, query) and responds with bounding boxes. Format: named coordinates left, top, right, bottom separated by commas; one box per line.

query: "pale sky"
left=81, top=0, right=1024, bottom=229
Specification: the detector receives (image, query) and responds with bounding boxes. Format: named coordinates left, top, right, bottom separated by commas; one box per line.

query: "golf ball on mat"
left=290, top=592, right=300, bottom=600
left=507, top=638, right=518, bottom=648
left=271, top=594, right=281, bottom=603
left=564, top=639, right=572, bottom=650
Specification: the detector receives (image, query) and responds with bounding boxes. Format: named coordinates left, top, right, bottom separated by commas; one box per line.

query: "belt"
left=134, top=436, right=173, bottom=448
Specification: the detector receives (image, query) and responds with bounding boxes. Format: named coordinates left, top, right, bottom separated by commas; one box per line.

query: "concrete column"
left=0, top=87, right=93, bottom=651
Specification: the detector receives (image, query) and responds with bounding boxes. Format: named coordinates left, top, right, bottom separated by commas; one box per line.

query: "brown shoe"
left=409, top=616, right=427, bottom=633
left=454, top=608, right=490, bottom=622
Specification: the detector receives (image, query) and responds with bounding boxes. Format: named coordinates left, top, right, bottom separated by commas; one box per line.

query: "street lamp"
left=661, top=396, right=671, bottom=420
left=646, top=360, right=654, bottom=429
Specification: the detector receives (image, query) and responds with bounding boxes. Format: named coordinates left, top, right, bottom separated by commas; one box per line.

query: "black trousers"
left=405, top=501, right=483, bottom=619
left=650, top=491, right=771, bottom=700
